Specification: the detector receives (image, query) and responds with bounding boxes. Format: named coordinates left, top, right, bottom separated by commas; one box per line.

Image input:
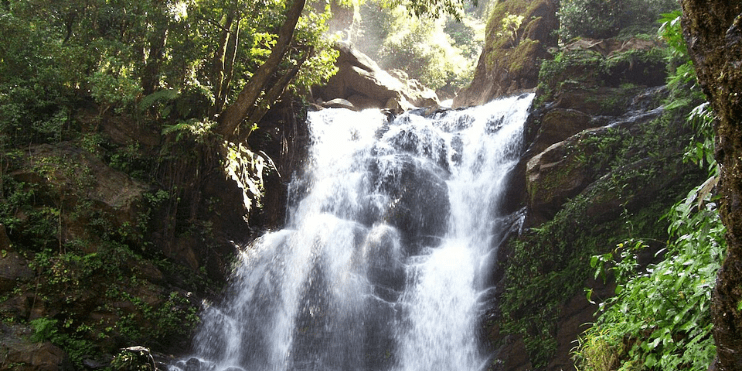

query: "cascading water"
left=178, top=94, right=534, bottom=371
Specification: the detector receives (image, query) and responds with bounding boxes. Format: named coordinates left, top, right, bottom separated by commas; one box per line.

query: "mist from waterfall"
left=178, top=94, right=534, bottom=371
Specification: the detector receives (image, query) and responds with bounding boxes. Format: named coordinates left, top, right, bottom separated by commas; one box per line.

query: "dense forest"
left=1, top=0, right=741, bottom=370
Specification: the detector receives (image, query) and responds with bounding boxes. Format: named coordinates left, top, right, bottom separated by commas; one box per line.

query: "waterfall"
left=178, top=94, right=534, bottom=371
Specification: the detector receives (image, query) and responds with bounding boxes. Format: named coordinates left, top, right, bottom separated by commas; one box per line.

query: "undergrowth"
left=573, top=11, right=721, bottom=370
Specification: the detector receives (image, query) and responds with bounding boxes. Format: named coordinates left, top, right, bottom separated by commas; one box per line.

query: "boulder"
left=371, top=155, right=450, bottom=251
left=11, top=142, right=149, bottom=248
left=0, top=251, right=34, bottom=294
left=526, top=135, right=597, bottom=223
left=529, top=109, right=595, bottom=154
left=313, top=41, right=439, bottom=112
left=0, top=324, right=71, bottom=371
left=320, top=98, right=356, bottom=110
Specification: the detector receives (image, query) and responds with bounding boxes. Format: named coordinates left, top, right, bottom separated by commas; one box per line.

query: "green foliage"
left=385, top=0, right=471, bottom=20
left=537, top=47, right=668, bottom=103
left=89, top=58, right=143, bottom=116
left=0, top=176, right=59, bottom=250
left=502, top=146, right=685, bottom=366
left=224, top=141, right=273, bottom=211
left=354, top=3, right=482, bottom=94
left=502, top=10, right=711, bottom=365
left=576, top=181, right=723, bottom=370
left=573, top=11, right=721, bottom=370
left=558, top=0, right=679, bottom=40
left=497, top=13, right=524, bottom=42
left=290, top=7, right=340, bottom=93
left=0, top=10, right=73, bottom=146
left=30, top=317, right=96, bottom=368
left=111, top=348, right=155, bottom=371
left=1, top=0, right=339, bottom=147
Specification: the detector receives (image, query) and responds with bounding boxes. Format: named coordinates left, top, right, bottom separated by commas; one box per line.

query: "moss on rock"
left=453, top=0, right=559, bottom=108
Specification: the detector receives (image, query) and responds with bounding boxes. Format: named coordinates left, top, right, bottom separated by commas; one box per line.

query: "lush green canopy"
left=0, top=0, right=338, bottom=145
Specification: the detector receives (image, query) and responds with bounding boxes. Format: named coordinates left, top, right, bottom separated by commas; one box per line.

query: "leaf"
left=696, top=175, right=719, bottom=210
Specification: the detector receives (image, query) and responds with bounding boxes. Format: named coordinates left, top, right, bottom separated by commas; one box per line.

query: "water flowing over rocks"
left=176, top=95, right=534, bottom=371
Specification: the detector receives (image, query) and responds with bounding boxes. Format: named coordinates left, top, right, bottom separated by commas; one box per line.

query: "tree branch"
left=217, top=0, right=307, bottom=139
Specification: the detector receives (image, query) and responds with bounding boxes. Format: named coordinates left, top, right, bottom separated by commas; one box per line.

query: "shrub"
left=558, top=0, right=679, bottom=40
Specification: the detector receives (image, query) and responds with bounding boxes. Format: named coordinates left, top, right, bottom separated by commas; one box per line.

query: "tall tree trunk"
left=211, top=14, right=235, bottom=116
left=681, top=1, right=742, bottom=370
left=217, top=17, right=240, bottom=114
left=235, top=45, right=314, bottom=143
left=217, top=0, right=307, bottom=139
left=142, top=24, right=169, bottom=95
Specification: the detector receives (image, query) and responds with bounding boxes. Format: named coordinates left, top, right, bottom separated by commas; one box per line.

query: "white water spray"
left=180, top=94, right=534, bottom=371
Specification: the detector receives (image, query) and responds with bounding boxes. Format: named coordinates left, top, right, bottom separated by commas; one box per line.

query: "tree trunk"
left=235, top=45, right=314, bottom=143
left=142, top=25, right=169, bottom=95
left=218, top=18, right=240, bottom=113
left=211, top=13, right=235, bottom=116
left=681, top=1, right=742, bottom=370
left=217, top=0, right=307, bottom=139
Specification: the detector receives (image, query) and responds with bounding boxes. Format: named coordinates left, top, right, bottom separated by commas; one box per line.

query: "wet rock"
left=348, top=94, right=386, bottom=110
left=320, top=98, right=355, bottom=110
left=363, top=226, right=405, bottom=292
left=526, top=136, right=595, bottom=223
left=386, top=127, right=448, bottom=170
left=82, top=358, right=108, bottom=370
left=184, top=357, right=201, bottom=371
left=372, top=156, right=450, bottom=249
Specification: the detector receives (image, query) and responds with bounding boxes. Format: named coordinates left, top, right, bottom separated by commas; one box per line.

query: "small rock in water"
left=83, top=358, right=107, bottom=369
left=185, top=358, right=201, bottom=371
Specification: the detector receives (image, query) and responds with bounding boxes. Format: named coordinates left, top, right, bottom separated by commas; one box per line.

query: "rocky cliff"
left=474, top=23, right=706, bottom=371
left=453, top=0, right=559, bottom=108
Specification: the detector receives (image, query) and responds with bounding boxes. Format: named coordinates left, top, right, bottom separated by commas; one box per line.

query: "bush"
left=558, top=0, right=679, bottom=40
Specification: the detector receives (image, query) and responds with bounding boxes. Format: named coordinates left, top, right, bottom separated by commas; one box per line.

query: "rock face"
left=0, top=324, right=71, bottom=371
left=313, top=42, right=440, bottom=112
left=9, top=142, right=149, bottom=248
left=484, top=35, right=706, bottom=368
left=524, top=86, right=666, bottom=225
left=681, top=2, right=742, bottom=370
left=453, top=0, right=559, bottom=108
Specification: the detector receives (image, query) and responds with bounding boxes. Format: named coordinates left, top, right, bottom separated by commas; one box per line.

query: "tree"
left=680, top=1, right=742, bottom=370
left=216, top=0, right=308, bottom=140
